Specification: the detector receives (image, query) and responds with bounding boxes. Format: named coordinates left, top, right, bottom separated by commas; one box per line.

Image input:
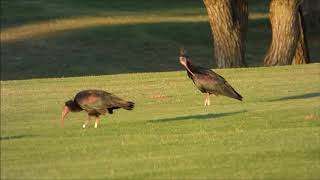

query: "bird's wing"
left=74, top=90, right=110, bottom=111
left=76, top=94, right=105, bottom=112
left=203, top=69, right=226, bottom=81
left=194, top=69, right=230, bottom=93
left=100, top=93, right=127, bottom=108
left=75, top=90, right=133, bottom=114
left=195, top=70, right=242, bottom=99
left=194, top=69, right=225, bottom=84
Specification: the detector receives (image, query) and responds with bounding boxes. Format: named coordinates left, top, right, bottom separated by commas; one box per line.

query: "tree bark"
left=264, top=0, right=309, bottom=66
left=203, top=0, right=248, bottom=68
left=292, top=7, right=310, bottom=64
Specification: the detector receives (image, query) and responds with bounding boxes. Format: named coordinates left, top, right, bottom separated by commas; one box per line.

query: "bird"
left=61, top=89, right=134, bottom=128
left=179, top=49, right=243, bottom=106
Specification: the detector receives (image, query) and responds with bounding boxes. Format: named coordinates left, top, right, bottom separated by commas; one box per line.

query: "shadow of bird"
left=148, top=110, right=246, bottom=123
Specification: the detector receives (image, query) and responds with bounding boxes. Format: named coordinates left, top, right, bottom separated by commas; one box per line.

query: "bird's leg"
left=204, top=93, right=210, bottom=106
left=82, top=115, right=91, bottom=128
left=94, top=117, right=100, bottom=128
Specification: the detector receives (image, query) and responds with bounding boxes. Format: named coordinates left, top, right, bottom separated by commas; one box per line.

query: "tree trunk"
left=292, top=7, right=310, bottom=64
left=264, top=0, right=309, bottom=66
left=203, top=0, right=248, bottom=68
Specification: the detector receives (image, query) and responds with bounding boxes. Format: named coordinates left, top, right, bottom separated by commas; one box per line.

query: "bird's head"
left=60, top=100, right=82, bottom=128
left=179, top=55, right=188, bottom=67
left=179, top=48, right=195, bottom=76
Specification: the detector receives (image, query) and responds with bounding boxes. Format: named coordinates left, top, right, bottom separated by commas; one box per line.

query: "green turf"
left=1, top=64, right=320, bottom=179
left=1, top=0, right=319, bottom=80
left=1, top=1, right=320, bottom=179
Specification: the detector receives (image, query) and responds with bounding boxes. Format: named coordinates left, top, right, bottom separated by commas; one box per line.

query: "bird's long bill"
left=61, top=106, right=70, bottom=128
left=183, top=63, right=195, bottom=76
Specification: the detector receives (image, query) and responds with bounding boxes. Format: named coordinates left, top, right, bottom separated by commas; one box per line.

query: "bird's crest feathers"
left=180, top=47, right=187, bottom=57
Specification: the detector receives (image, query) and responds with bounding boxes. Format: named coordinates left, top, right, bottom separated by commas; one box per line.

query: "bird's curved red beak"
left=61, top=106, right=70, bottom=128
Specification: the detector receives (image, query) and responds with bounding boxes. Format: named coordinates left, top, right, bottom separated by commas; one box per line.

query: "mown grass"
left=1, top=0, right=319, bottom=80
left=1, top=1, right=320, bottom=179
left=1, top=64, right=320, bottom=179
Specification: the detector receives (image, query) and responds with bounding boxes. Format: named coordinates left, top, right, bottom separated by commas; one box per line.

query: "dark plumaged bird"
left=179, top=49, right=243, bottom=106
left=61, top=89, right=134, bottom=128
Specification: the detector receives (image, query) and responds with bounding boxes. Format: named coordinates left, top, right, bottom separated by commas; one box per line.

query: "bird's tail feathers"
left=122, top=101, right=135, bottom=110
left=232, top=89, right=243, bottom=101
left=224, top=83, right=243, bottom=101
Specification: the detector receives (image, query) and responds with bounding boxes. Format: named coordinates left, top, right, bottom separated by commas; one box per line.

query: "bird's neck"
left=187, top=61, right=200, bottom=73
left=69, top=101, right=83, bottom=112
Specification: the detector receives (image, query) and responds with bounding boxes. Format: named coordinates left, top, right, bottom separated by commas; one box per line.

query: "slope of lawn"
left=1, top=64, right=320, bottom=180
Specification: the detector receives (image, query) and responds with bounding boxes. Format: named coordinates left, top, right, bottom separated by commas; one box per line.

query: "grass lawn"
left=1, top=0, right=320, bottom=179
left=1, top=64, right=320, bottom=179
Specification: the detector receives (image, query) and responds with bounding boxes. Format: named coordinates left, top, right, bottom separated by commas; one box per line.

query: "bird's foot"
left=94, top=124, right=98, bottom=128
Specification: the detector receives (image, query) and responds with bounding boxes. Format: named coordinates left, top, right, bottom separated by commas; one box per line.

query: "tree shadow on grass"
left=148, top=110, right=246, bottom=123
left=0, top=135, right=36, bottom=141
left=1, top=21, right=213, bottom=80
left=2, top=15, right=319, bottom=80
left=269, top=92, right=320, bottom=102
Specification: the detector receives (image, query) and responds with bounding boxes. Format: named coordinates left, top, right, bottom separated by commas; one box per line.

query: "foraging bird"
left=61, top=89, right=134, bottom=128
left=179, top=49, right=242, bottom=106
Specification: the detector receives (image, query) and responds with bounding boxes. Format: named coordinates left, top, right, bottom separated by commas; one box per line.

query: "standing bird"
left=61, top=89, right=134, bottom=128
left=179, top=49, right=242, bottom=106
